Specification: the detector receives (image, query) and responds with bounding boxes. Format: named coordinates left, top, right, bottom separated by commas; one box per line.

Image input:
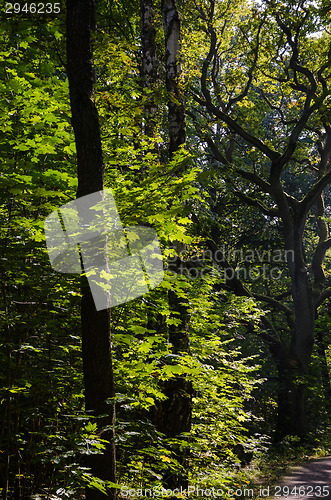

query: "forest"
left=0, top=0, right=331, bottom=498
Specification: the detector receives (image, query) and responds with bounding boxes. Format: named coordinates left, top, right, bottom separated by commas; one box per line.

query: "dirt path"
left=270, top=457, right=331, bottom=499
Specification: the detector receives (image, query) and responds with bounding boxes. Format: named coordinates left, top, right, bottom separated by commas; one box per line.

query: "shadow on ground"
left=272, top=457, right=331, bottom=499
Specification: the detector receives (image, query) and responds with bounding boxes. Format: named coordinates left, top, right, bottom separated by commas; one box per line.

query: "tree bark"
left=276, top=356, right=307, bottom=439
left=159, top=0, right=192, bottom=490
left=140, top=0, right=159, bottom=138
left=158, top=288, right=192, bottom=490
left=162, top=0, right=186, bottom=153
left=66, top=1, right=116, bottom=498
left=316, top=328, right=331, bottom=408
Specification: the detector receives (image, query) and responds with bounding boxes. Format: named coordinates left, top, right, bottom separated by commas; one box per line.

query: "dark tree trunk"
left=316, top=327, right=331, bottom=407
left=276, top=360, right=306, bottom=439
left=208, top=227, right=312, bottom=440
left=66, top=1, right=116, bottom=498
left=272, top=239, right=314, bottom=439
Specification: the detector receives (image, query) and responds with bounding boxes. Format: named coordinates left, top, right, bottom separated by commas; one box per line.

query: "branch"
left=199, top=24, right=280, bottom=162
left=253, top=293, right=292, bottom=316
left=241, top=318, right=285, bottom=354
left=234, top=190, right=279, bottom=217
left=275, top=290, right=291, bottom=300
left=315, top=287, right=331, bottom=308
left=312, top=238, right=331, bottom=291
left=257, top=87, right=297, bottom=126
left=253, top=293, right=294, bottom=330
left=236, top=168, right=271, bottom=193
left=236, top=168, right=298, bottom=215
left=299, top=170, right=331, bottom=218
left=276, top=14, right=317, bottom=104
left=270, top=100, right=320, bottom=178
left=226, top=20, right=263, bottom=109
left=207, top=240, right=287, bottom=356
left=12, top=301, right=68, bottom=312
left=205, top=135, right=228, bottom=164
left=269, top=16, right=323, bottom=174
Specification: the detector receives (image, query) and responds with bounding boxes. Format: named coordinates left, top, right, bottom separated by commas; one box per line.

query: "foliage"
left=0, top=0, right=330, bottom=497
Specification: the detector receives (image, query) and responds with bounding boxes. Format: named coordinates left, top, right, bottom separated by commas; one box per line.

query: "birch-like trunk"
left=160, top=0, right=192, bottom=490
left=140, top=0, right=159, bottom=138
left=162, top=0, right=186, bottom=153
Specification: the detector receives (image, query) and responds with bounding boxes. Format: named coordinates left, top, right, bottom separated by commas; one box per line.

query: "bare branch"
left=315, top=287, right=331, bottom=308
left=254, top=293, right=294, bottom=331
left=299, top=171, right=331, bottom=218
left=199, top=23, right=280, bottom=162
left=257, top=87, right=297, bottom=126
left=234, top=190, right=279, bottom=217
left=226, top=21, right=263, bottom=110
left=253, top=293, right=293, bottom=316
left=312, top=238, right=331, bottom=293
left=205, top=135, right=228, bottom=164
left=275, top=14, right=317, bottom=104
left=236, top=168, right=271, bottom=193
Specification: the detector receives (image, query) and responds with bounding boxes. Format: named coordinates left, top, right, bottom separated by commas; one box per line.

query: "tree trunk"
left=159, top=288, right=192, bottom=490
left=161, top=0, right=186, bottom=153
left=140, top=0, right=159, bottom=138
left=159, top=0, right=192, bottom=490
left=290, top=243, right=314, bottom=370
left=276, top=359, right=306, bottom=439
left=316, top=327, right=331, bottom=408
left=66, top=1, right=116, bottom=498
left=282, top=230, right=314, bottom=437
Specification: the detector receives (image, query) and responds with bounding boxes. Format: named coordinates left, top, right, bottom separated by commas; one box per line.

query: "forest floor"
left=269, top=456, right=331, bottom=499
